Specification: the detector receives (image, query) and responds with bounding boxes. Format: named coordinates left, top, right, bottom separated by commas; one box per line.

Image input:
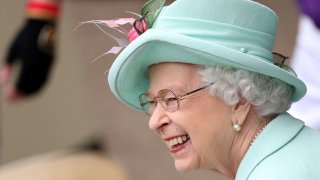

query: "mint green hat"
left=108, top=0, right=307, bottom=111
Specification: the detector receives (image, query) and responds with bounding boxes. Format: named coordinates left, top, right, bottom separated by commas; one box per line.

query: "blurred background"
left=0, top=0, right=300, bottom=179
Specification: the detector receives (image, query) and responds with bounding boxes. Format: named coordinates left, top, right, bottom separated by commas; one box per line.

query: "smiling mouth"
left=165, top=134, right=190, bottom=151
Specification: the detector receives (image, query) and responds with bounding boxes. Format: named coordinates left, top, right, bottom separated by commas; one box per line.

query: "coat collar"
left=236, top=113, right=304, bottom=180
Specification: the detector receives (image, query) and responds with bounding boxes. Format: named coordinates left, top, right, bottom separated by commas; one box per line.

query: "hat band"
left=153, top=17, right=275, bottom=62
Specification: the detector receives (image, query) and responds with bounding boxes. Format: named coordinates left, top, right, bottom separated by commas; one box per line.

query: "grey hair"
left=198, top=65, right=294, bottom=117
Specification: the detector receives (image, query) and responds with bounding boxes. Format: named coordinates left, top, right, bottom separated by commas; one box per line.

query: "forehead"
left=148, top=62, right=200, bottom=94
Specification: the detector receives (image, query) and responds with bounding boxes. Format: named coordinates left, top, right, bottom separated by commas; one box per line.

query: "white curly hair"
left=198, top=65, right=294, bottom=117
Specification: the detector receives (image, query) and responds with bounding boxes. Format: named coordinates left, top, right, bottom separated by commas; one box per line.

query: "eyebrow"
left=146, top=83, right=188, bottom=96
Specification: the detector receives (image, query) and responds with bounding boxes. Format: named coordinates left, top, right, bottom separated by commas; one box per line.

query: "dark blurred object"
left=298, top=0, right=320, bottom=29
left=75, top=136, right=108, bottom=154
left=0, top=18, right=56, bottom=100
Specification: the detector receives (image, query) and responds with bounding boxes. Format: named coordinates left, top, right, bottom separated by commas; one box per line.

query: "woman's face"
left=147, top=62, right=234, bottom=172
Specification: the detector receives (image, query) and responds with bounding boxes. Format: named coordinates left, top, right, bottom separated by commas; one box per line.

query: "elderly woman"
left=108, top=0, right=320, bottom=179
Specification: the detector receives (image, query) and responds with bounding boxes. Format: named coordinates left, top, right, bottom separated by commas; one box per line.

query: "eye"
left=162, top=97, right=177, bottom=108
left=148, top=100, right=157, bottom=106
left=164, top=97, right=177, bottom=103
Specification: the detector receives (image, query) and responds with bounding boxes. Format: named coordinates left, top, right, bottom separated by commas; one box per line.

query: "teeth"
left=182, top=136, right=187, bottom=141
left=174, top=138, right=178, bottom=145
left=166, top=135, right=190, bottom=148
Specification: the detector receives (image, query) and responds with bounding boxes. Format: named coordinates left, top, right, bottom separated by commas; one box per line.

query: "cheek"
left=184, top=113, right=228, bottom=170
left=176, top=95, right=232, bottom=168
left=174, top=107, right=214, bottom=156
left=175, top=113, right=219, bottom=170
left=177, top=95, right=220, bottom=148
left=189, top=117, right=216, bottom=154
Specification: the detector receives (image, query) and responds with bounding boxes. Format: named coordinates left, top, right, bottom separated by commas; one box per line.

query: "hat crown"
left=157, top=0, right=278, bottom=36
left=149, top=0, right=279, bottom=62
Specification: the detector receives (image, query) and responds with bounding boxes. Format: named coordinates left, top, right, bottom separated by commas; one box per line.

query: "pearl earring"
left=233, top=124, right=241, bottom=132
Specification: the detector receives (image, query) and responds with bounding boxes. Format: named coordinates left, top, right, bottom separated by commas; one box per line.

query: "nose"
left=148, top=104, right=170, bottom=131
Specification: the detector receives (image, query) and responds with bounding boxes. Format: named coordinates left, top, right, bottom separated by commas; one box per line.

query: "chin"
left=174, top=156, right=200, bottom=172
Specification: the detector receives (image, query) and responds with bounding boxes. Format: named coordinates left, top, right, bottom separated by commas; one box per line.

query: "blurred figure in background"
left=0, top=1, right=129, bottom=179
left=0, top=0, right=62, bottom=101
left=289, top=0, right=320, bottom=130
left=0, top=0, right=62, bottom=162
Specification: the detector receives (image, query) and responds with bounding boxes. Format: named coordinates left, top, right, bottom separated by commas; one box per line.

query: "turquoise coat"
left=236, top=113, right=320, bottom=180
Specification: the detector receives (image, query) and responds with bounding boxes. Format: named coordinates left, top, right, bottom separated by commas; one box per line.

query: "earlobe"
left=231, top=99, right=251, bottom=128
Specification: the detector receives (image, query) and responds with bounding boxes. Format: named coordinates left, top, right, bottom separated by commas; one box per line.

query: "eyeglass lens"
left=139, top=89, right=179, bottom=116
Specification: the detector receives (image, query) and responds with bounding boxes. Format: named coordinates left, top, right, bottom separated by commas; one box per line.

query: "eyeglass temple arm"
left=272, top=52, right=289, bottom=68
left=182, top=82, right=214, bottom=97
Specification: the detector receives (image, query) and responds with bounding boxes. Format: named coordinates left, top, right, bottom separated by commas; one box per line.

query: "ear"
left=231, top=99, right=251, bottom=126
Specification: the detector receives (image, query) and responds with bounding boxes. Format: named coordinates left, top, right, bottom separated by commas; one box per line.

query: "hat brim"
left=108, top=29, right=307, bottom=111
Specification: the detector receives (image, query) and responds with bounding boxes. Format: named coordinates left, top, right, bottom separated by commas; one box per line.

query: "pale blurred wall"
left=0, top=0, right=299, bottom=180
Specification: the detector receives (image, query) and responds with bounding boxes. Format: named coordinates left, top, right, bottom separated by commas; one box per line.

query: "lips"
left=165, top=134, right=190, bottom=153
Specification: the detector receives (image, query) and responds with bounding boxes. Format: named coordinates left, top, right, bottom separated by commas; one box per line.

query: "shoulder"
left=248, top=125, right=320, bottom=180
left=237, top=114, right=320, bottom=180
